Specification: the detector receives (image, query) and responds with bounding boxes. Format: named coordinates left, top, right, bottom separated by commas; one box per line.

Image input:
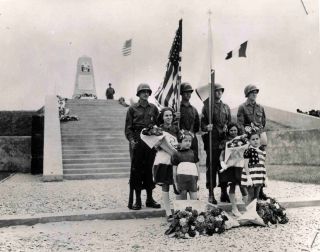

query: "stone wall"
left=0, top=111, right=35, bottom=136
left=198, top=128, right=320, bottom=167
left=0, top=137, right=31, bottom=172
left=0, top=111, right=36, bottom=173
left=267, top=129, right=320, bottom=165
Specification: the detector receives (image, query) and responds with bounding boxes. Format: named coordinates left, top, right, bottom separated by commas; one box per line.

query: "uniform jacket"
left=180, top=101, right=200, bottom=133
left=201, top=98, right=231, bottom=149
left=237, top=100, right=266, bottom=131
left=125, top=100, right=159, bottom=142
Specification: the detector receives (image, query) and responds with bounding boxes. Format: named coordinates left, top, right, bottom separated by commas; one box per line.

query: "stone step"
left=62, top=150, right=128, bottom=155
left=61, top=132, right=124, bottom=139
left=61, top=139, right=127, bottom=144
left=61, top=138, right=127, bottom=143
left=63, top=157, right=130, bottom=164
left=63, top=162, right=130, bottom=169
left=60, top=127, right=125, bottom=132
left=63, top=167, right=129, bottom=174
left=62, top=144, right=128, bottom=151
left=63, top=172, right=130, bottom=180
left=62, top=153, right=129, bottom=159
left=61, top=133, right=125, bottom=137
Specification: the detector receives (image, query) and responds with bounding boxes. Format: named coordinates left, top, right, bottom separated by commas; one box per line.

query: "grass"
left=200, top=164, right=320, bottom=185
left=267, top=165, right=320, bottom=184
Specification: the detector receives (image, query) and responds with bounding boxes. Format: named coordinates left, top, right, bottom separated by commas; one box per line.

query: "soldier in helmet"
left=179, top=82, right=200, bottom=159
left=237, top=85, right=266, bottom=133
left=125, top=83, right=161, bottom=210
left=201, top=83, right=231, bottom=204
left=237, top=84, right=267, bottom=200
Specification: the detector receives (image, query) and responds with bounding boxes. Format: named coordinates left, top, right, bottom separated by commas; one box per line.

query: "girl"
left=241, top=129, right=267, bottom=204
left=219, top=123, right=248, bottom=217
left=153, top=107, right=179, bottom=221
left=172, top=130, right=200, bottom=201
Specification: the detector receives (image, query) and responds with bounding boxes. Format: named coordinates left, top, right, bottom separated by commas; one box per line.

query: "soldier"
left=106, top=83, right=115, bottom=100
left=125, top=83, right=161, bottom=210
left=179, top=82, right=200, bottom=159
left=201, top=84, right=231, bottom=204
left=237, top=84, right=267, bottom=200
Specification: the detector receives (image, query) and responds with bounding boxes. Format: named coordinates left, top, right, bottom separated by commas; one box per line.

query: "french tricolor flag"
left=225, top=41, right=248, bottom=60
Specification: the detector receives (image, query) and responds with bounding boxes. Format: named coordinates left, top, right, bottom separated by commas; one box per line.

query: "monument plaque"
left=72, top=56, right=97, bottom=98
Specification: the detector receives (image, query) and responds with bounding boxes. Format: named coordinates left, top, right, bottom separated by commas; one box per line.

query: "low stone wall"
left=0, top=111, right=37, bottom=173
left=0, top=137, right=31, bottom=173
left=198, top=128, right=320, bottom=167
left=267, top=129, right=320, bottom=166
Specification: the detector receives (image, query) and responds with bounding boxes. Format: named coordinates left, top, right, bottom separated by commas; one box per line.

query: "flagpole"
left=208, top=10, right=215, bottom=195
left=177, top=19, right=182, bottom=128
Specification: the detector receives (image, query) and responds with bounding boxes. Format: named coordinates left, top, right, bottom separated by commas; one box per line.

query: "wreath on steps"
left=57, top=95, right=79, bottom=122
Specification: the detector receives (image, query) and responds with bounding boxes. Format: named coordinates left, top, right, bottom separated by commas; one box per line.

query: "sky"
left=0, top=0, right=319, bottom=112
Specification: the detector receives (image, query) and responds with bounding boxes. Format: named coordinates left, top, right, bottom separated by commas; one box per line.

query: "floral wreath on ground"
left=257, top=197, right=289, bottom=225
left=165, top=206, right=229, bottom=239
left=57, top=95, right=79, bottom=122
left=74, top=93, right=97, bottom=99
left=165, top=197, right=289, bottom=239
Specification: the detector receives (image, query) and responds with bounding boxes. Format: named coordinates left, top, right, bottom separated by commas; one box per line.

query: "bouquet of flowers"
left=141, top=125, right=163, bottom=136
left=164, top=206, right=229, bottom=239
left=74, top=93, right=97, bottom=99
left=256, top=197, right=289, bottom=225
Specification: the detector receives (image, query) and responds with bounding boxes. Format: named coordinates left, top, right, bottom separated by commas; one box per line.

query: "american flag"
left=154, top=19, right=182, bottom=111
left=122, top=39, right=132, bottom=56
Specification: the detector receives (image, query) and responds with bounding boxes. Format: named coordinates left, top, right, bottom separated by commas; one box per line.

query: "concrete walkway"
left=0, top=173, right=320, bottom=227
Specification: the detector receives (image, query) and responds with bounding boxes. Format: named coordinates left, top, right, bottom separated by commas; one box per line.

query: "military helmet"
left=244, top=84, right=259, bottom=97
left=214, top=83, right=224, bottom=92
left=136, top=83, right=152, bottom=96
left=180, top=82, right=194, bottom=94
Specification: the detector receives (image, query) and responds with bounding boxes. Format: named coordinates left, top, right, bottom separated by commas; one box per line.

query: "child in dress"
left=153, top=107, right=179, bottom=221
left=219, top=123, right=248, bottom=217
left=241, top=130, right=267, bottom=204
left=172, top=130, right=200, bottom=200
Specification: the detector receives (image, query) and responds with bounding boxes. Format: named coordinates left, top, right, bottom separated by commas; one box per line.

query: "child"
left=153, top=107, right=179, bottom=221
left=219, top=123, right=248, bottom=217
left=172, top=130, right=200, bottom=200
left=241, top=129, right=267, bottom=204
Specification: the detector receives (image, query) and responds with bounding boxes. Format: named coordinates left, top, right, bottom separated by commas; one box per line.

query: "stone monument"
left=72, top=56, right=97, bottom=99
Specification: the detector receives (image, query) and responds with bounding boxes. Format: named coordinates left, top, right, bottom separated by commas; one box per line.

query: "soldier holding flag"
left=201, top=84, right=231, bottom=204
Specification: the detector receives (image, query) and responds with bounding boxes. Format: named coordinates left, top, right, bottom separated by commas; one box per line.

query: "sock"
left=146, top=189, right=152, bottom=201
left=162, top=191, right=171, bottom=216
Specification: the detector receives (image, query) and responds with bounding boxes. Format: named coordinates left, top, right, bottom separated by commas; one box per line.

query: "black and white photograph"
left=0, top=0, right=319, bottom=251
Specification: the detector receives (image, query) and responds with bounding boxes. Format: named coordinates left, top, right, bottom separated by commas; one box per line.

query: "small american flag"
left=122, top=39, right=132, bottom=56
left=154, top=19, right=182, bottom=111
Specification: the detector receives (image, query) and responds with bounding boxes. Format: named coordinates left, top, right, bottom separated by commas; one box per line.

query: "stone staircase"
left=60, top=99, right=130, bottom=180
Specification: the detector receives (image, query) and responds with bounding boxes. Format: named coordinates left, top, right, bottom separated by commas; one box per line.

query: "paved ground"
left=0, top=207, right=320, bottom=251
left=0, top=173, right=320, bottom=216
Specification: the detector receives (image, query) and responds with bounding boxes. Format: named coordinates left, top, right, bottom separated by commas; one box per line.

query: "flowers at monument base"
left=164, top=206, right=229, bottom=239
left=256, top=197, right=289, bottom=225
left=57, top=95, right=79, bottom=122
left=74, top=93, right=97, bottom=99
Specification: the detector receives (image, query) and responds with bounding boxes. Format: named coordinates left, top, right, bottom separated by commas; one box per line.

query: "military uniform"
left=180, top=101, right=200, bottom=158
left=201, top=98, right=231, bottom=189
left=125, top=100, right=159, bottom=191
left=237, top=100, right=266, bottom=132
